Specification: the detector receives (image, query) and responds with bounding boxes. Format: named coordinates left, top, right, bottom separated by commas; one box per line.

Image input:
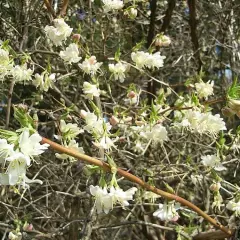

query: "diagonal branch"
left=60, top=0, right=69, bottom=17
left=41, top=136, right=233, bottom=237
left=43, top=0, right=56, bottom=18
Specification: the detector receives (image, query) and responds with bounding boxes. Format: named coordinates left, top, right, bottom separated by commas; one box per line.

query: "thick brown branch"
left=43, top=0, right=56, bottom=18
left=146, top=0, right=157, bottom=105
left=60, top=0, right=69, bottom=17
left=187, top=0, right=202, bottom=71
left=41, top=137, right=233, bottom=237
left=160, top=0, right=176, bottom=33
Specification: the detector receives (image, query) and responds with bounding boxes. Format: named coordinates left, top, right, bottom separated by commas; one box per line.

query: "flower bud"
left=109, top=116, right=119, bottom=126
left=80, top=110, right=87, bottom=118
left=221, top=107, right=235, bottom=117
left=228, top=98, right=240, bottom=111
left=72, top=34, right=81, bottom=42
left=209, top=182, right=221, bottom=192
left=128, top=91, right=136, bottom=98
left=129, top=8, right=137, bottom=19
left=23, top=222, right=33, bottom=231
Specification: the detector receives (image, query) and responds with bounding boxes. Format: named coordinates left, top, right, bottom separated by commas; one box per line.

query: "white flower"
left=174, top=109, right=226, bottom=135
left=0, top=48, right=10, bottom=65
left=59, top=120, right=83, bottom=140
left=18, top=129, right=49, bottom=158
left=146, top=52, right=166, bottom=69
left=144, top=191, right=161, bottom=203
left=55, top=140, right=84, bottom=161
left=131, top=51, right=166, bottom=69
left=0, top=139, right=14, bottom=163
left=195, top=81, right=214, bottom=100
left=59, top=43, right=81, bottom=64
left=44, top=18, right=72, bottom=46
left=109, top=186, right=137, bottom=207
left=33, top=72, right=56, bottom=92
left=82, top=111, right=111, bottom=137
left=142, top=124, right=168, bottom=143
left=11, top=64, right=33, bottom=82
left=153, top=202, right=179, bottom=221
left=93, top=135, right=117, bottom=150
left=0, top=48, right=13, bottom=80
left=226, top=199, right=240, bottom=216
left=201, top=155, right=226, bottom=171
left=4, top=151, right=43, bottom=187
left=133, top=140, right=146, bottom=153
left=90, top=185, right=113, bottom=214
left=129, top=8, right=138, bottom=18
left=109, top=62, right=128, bottom=83
left=83, top=82, right=100, bottom=100
left=102, top=0, right=124, bottom=12
left=78, top=56, right=102, bottom=75
left=155, top=35, right=171, bottom=47
left=6, top=152, right=29, bottom=185
left=8, top=231, right=22, bottom=240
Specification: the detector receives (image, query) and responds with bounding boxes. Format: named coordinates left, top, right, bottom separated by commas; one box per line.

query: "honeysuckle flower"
left=45, top=18, right=72, bottom=46
left=174, top=109, right=226, bottom=135
left=90, top=185, right=113, bottom=214
left=59, top=120, right=83, bottom=140
left=195, top=80, right=214, bottom=100
left=226, top=199, right=240, bottom=216
left=82, top=111, right=111, bottom=137
left=102, top=0, right=124, bottom=12
left=132, top=140, right=146, bottom=153
left=83, top=82, right=100, bottom=100
left=0, top=139, right=14, bottom=162
left=93, top=135, right=117, bottom=150
left=18, top=129, right=49, bottom=158
left=33, top=72, right=56, bottom=92
left=144, top=191, right=161, bottom=203
left=155, top=34, right=171, bottom=47
left=212, top=192, right=224, bottom=210
left=109, top=186, right=137, bottom=207
left=109, top=62, right=128, bottom=83
left=8, top=231, right=22, bottom=240
left=142, top=124, right=168, bottom=143
left=55, top=140, right=85, bottom=161
left=6, top=152, right=29, bottom=185
left=201, top=154, right=226, bottom=171
left=59, top=43, right=81, bottom=64
left=131, top=51, right=166, bottom=69
left=153, top=202, right=179, bottom=221
left=0, top=48, right=10, bottom=65
left=11, top=64, right=33, bottom=82
left=78, top=56, right=102, bottom=75
left=129, top=8, right=138, bottom=18
left=0, top=48, right=13, bottom=79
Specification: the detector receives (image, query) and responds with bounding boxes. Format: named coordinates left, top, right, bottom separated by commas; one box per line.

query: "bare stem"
left=41, top=137, right=233, bottom=237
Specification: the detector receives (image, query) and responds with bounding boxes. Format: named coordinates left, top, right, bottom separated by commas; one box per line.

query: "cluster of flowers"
left=128, top=123, right=168, bottom=153
left=54, top=120, right=85, bottom=162
left=0, top=47, right=33, bottom=82
left=0, top=129, right=49, bottom=187
left=131, top=51, right=166, bottom=69
left=80, top=110, right=117, bottom=150
left=90, top=184, right=181, bottom=222
left=90, top=185, right=137, bottom=213
left=174, top=109, right=226, bottom=135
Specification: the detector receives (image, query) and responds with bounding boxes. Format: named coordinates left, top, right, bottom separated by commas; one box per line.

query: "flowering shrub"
left=0, top=0, right=239, bottom=239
